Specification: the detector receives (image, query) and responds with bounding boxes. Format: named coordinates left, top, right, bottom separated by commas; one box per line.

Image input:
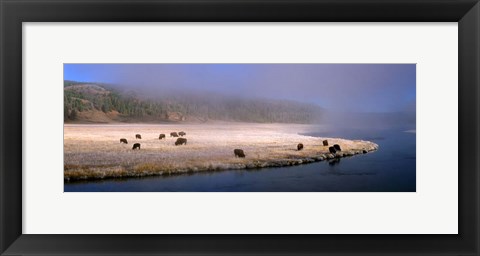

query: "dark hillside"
left=64, top=81, right=324, bottom=124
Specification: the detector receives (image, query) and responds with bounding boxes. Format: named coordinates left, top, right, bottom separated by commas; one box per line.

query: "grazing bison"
left=170, top=132, right=179, bottom=137
left=135, top=134, right=142, bottom=139
left=297, top=143, right=304, bottom=151
left=120, top=138, right=128, bottom=144
left=132, top=143, right=141, bottom=150
left=159, top=134, right=166, bottom=140
left=329, top=146, right=336, bottom=154
left=333, top=144, right=342, bottom=151
left=179, top=131, right=186, bottom=136
left=323, top=140, right=329, bottom=146
left=175, top=138, right=187, bottom=146
left=234, top=149, right=246, bottom=158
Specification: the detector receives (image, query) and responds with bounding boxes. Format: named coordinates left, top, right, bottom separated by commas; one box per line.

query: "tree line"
left=64, top=81, right=322, bottom=123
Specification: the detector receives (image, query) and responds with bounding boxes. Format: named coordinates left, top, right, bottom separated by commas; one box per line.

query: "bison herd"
left=232, top=141, right=342, bottom=158
left=120, top=131, right=189, bottom=149
left=119, top=133, right=343, bottom=159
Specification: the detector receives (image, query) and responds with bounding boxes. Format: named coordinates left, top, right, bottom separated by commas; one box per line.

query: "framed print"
left=23, top=23, right=455, bottom=235
left=1, top=0, right=479, bottom=255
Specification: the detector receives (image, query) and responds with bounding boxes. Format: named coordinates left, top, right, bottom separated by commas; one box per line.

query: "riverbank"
left=64, top=123, right=378, bottom=181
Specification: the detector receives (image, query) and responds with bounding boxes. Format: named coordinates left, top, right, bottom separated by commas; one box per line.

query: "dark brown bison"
left=178, top=131, right=186, bottom=136
left=234, top=149, right=245, bottom=158
left=170, top=132, right=179, bottom=137
left=329, top=146, right=336, bottom=154
left=175, top=138, right=187, bottom=146
left=135, top=134, right=142, bottom=139
left=159, top=134, right=166, bottom=140
left=322, top=140, right=329, bottom=146
left=297, top=143, right=304, bottom=151
left=132, top=143, right=141, bottom=150
left=333, top=144, right=341, bottom=151
left=120, top=138, right=128, bottom=144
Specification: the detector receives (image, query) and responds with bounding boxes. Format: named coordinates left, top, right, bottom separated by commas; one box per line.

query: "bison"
left=132, top=143, right=141, bottom=150
left=297, top=143, right=304, bottom=151
left=234, top=149, right=245, bottom=158
left=322, top=140, right=329, bottom=146
left=170, top=132, right=179, bottom=137
left=179, top=131, right=186, bottom=136
left=120, top=138, right=128, bottom=144
left=159, top=134, right=166, bottom=140
left=175, top=138, right=187, bottom=146
left=329, top=146, right=336, bottom=154
left=135, top=134, right=142, bottom=139
left=333, top=144, right=342, bottom=151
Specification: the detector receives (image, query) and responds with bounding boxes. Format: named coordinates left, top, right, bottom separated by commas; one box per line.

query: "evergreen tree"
left=70, top=109, right=78, bottom=120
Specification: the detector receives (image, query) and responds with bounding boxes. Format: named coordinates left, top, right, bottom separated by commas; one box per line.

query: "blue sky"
left=64, top=63, right=416, bottom=113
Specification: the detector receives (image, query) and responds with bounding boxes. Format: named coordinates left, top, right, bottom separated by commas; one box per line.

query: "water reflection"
left=328, top=158, right=341, bottom=166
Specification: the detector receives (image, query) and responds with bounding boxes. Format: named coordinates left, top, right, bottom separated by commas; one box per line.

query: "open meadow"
left=64, top=123, right=378, bottom=181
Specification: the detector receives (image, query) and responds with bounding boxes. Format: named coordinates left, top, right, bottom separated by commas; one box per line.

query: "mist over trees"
left=64, top=81, right=323, bottom=123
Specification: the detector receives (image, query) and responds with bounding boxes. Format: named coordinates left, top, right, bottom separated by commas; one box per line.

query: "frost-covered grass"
left=64, top=123, right=378, bottom=181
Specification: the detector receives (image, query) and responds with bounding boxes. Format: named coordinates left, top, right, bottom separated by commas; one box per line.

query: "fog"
left=64, top=63, right=415, bottom=127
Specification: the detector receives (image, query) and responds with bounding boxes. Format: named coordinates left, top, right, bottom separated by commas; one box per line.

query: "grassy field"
left=64, top=123, right=378, bottom=181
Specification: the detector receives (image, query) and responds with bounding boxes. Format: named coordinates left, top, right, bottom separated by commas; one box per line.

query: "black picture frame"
left=1, top=0, right=479, bottom=255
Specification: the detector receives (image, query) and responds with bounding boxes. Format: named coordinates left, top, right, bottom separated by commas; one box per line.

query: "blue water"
left=64, top=127, right=416, bottom=192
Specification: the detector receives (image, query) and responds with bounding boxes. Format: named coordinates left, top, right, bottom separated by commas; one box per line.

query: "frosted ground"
left=64, top=123, right=378, bottom=181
